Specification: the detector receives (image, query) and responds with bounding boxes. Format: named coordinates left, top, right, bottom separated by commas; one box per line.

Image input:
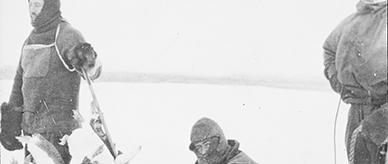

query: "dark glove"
left=70, top=42, right=97, bottom=72
left=361, top=103, right=388, bottom=146
left=0, top=102, right=23, bottom=151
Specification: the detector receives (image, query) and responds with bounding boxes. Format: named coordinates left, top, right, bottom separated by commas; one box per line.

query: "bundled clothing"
left=9, top=0, right=85, bottom=135
left=193, top=140, right=257, bottom=164
left=19, top=20, right=84, bottom=134
left=323, top=1, right=387, bottom=163
left=1, top=0, right=101, bottom=163
left=190, top=117, right=257, bottom=164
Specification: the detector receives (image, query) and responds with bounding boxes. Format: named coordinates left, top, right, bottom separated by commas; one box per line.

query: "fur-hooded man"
left=189, top=117, right=257, bottom=164
left=323, top=0, right=387, bottom=163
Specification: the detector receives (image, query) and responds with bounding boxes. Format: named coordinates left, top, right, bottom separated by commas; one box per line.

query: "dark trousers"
left=24, top=131, right=72, bottom=164
left=346, top=104, right=386, bottom=164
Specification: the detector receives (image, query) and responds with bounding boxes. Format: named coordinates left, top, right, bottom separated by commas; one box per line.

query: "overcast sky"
left=0, top=0, right=357, bottom=79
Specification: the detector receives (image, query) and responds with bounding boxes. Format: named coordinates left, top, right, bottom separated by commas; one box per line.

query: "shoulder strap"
left=54, top=23, right=76, bottom=72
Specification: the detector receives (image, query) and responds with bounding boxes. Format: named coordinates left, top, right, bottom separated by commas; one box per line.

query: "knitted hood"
left=190, top=117, right=227, bottom=149
left=190, top=117, right=230, bottom=164
left=31, top=0, right=62, bottom=33
left=357, top=0, right=387, bottom=12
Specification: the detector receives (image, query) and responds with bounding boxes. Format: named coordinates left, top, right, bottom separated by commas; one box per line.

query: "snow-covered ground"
left=0, top=79, right=350, bottom=164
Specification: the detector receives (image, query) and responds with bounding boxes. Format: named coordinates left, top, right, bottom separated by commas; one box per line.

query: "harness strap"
left=54, top=24, right=76, bottom=72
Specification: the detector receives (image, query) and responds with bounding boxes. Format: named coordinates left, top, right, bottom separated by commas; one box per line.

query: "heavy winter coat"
left=194, top=140, right=257, bottom=164
left=323, top=1, right=387, bottom=104
left=18, top=20, right=83, bottom=134
left=222, top=140, right=257, bottom=164
left=323, top=1, right=387, bottom=163
left=191, top=118, right=257, bottom=164
left=9, top=0, right=86, bottom=133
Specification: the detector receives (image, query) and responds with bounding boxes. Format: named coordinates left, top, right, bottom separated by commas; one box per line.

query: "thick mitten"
left=70, top=42, right=97, bottom=72
left=0, top=102, right=23, bottom=151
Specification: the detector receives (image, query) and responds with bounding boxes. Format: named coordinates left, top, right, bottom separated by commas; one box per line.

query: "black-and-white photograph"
left=0, top=0, right=387, bottom=163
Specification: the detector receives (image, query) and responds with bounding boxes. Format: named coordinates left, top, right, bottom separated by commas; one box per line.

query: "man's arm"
left=323, top=26, right=343, bottom=94
left=1, top=56, right=24, bottom=151
left=8, top=57, right=24, bottom=107
left=56, top=23, right=102, bottom=80
left=56, top=23, right=85, bottom=72
left=323, top=13, right=357, bottom=94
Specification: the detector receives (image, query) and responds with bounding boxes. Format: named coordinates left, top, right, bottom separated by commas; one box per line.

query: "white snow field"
left=1, top=79, right=350, bottom=164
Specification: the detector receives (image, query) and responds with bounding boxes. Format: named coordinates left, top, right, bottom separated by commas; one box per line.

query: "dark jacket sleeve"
left=56, top=22, right=102, bottom=80
left=56, top=22, right=86, bottom=71
left=8, top=57, right=24, bottom=107
left=323, top=27, right=343, bottom=94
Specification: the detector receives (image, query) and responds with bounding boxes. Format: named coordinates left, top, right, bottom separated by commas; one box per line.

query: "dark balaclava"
left=190, top=117, right=230, bottom=164
left=30, top=0, right=62, bottom=33
left=27, top=0, right=62, bottom=44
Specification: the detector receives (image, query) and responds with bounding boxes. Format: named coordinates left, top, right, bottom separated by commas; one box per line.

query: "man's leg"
left=378, top=143, right=387, bottom=164
left=345, top=104, right=385, bottom=164
left=23, top=132, right=32, bottom=162
left=364, top=135, right=380, bottom=164
left=40, top=132, right=72, bottom=164
left=345, top=105, right=363, bottom=162
left=346, top=105, right=376, bottom=164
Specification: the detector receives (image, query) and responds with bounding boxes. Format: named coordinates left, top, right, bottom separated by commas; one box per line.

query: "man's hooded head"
left=190, top=117, right=230, bottom=164
left=357, top=0, right=387, bottom=12
left=29, top=0, right=61, bottom=31
left=360, top=0, right=386, bottom=4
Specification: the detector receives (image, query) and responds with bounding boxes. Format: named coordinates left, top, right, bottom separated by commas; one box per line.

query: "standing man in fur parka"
left=0, top=0, right=102, bottom=163
left=189, top=117, right=258, bottom=164
left=323, top=0, right=387, bottom=163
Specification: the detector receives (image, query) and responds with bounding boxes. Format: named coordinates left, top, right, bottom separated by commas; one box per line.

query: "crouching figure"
left=189, top=117, right=258, bottom=164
